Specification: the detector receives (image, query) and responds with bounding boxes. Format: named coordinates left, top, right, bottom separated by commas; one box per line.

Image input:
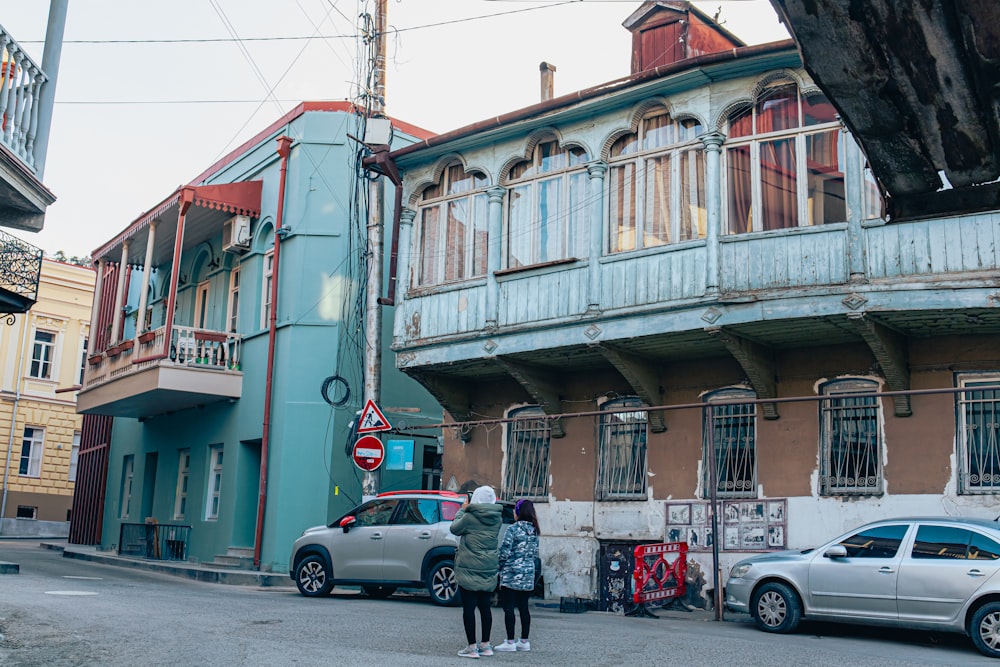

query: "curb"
left=42, top=542, right=291, bottom=588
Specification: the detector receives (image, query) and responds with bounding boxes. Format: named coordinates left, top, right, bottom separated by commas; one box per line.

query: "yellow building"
left=0, top=258, right=94, bottom=535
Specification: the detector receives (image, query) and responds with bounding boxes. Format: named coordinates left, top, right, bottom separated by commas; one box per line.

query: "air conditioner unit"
left=222, top=215, right=251, bottom=254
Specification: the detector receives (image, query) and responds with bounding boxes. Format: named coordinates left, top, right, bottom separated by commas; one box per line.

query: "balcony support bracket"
left=706, top=327, right=779, bottom=419
left=593, top=343, right=666, bottom=432
left=405, top=370, right=475, bottom=442
left=845, top=312, right=912, bottom=417
left=494, top=357, right=566, bottom=438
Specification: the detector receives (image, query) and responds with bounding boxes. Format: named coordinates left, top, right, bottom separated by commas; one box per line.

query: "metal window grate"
left=820, top=382, right=882, bottom=495
left=704, top=392, right=756, bottom=499
left=502, top=408, right=550, bottom=501
left=960, top=380, right=1000, bottom=493
left=597, top=398, right=648, bottom=500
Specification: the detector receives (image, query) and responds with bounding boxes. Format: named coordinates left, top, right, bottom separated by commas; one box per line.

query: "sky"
left=3, top=0, right=789, bottom=260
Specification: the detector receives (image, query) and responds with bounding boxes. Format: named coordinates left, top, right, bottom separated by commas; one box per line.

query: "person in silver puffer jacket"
left=494, top=499, right=540, bottom=653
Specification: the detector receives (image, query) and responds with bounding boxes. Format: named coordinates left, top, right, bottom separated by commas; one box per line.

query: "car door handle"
left=418, top=532, right=432, bottom=539
left=370, top=532, right=383, bottom=540
left=968, top=569, right=987, bottom=578
left=878, top=567, right=895, bottom=574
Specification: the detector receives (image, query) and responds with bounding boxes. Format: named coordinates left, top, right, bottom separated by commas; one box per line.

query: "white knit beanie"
left=470, top=485, right=496, bottom=505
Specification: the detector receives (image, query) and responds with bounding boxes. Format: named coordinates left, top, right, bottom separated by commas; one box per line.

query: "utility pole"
left=361, top=0, right=388, bottom=499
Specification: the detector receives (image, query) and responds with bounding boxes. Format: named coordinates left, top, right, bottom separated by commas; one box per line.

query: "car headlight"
left=729, top=563, right=753, bottom=579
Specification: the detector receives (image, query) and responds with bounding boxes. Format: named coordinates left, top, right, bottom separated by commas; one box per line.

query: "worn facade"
left=0, top=258, right=93, bottom=535
left=381, top=1, right=1000, bottom=606
left=71, top=103, right=442, bottom=573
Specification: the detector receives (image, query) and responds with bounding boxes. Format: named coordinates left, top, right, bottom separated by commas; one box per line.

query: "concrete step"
left=209, top=554, right=254, bottom=569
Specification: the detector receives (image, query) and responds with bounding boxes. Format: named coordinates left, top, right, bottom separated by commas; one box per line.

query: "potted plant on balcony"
left=119, top=339, right=134, bottom=353
left=138, top=330, right=156, bottom=345
left=88, top=353, right=104, bottom=366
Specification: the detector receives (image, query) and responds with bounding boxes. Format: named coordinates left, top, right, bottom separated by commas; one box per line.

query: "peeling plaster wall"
left=440, top=336, right=1000, bottom=604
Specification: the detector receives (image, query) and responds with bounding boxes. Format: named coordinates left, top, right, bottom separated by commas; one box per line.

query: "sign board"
left=352, top=435, right=385, bottom=472
left=357, top=399, right=392, bottom=433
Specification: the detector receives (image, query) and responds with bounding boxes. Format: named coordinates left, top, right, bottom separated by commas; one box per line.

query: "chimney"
left=540, top=62, right=556, bottom=102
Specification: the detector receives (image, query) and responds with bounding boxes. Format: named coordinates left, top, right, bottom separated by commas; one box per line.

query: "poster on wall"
left=665, top=498, right=787, bottom=552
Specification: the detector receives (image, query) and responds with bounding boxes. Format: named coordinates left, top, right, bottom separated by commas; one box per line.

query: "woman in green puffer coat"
left=450, top=485, right=503, bottom=658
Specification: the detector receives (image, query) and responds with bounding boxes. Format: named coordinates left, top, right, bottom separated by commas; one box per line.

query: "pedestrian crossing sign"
left=357, top=399, right=392, bottom=433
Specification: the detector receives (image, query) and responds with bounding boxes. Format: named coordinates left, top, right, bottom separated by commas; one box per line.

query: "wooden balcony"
left=77, top=325, right=243, bottom=419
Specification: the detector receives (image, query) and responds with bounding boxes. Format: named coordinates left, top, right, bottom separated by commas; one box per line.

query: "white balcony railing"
left=0, top=26, right=47, bottom=171
left=83, top=325, right=242, bottom=391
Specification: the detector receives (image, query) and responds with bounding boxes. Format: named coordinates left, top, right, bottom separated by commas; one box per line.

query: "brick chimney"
left=540, top=62, right=556, bottom=102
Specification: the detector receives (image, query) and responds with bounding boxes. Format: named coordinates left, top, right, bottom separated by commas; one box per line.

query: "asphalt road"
left=0, top=540, right=995, bottom=666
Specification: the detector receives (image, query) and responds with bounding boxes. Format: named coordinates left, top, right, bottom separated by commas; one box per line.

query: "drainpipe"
left=255, top=135, right=293, bottom=570
left=0, top=314, right=31, bottom=532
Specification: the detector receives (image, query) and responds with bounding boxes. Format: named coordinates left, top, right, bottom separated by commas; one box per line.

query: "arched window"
left=597, top=397, right=648, bottom=500
left=505, top=138, right=589, bottom=268
left=725, top=79, right=846, bottom=233
left=502, top=406, right=551, bottom=501
left=608, top=111, right=705, bottom=252
left=703, top=387, right=757, bottom=499
left=415, top=163, right=489, bottom=287
left=819, top=378, right=883, bottom=496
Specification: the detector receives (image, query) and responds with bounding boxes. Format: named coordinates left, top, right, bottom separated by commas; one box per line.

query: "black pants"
left=499, top=586, right=531, bottom=640
left=460, top=587, right=493, bottom=645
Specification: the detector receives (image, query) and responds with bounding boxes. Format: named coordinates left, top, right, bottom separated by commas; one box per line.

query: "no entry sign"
left=352, top=435, right=385, bottom=472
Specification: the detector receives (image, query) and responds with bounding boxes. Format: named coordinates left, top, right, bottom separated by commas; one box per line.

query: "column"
left=843, top=126, right=866, bottom=281
left=586, top=161, right=607, bottom=314
left=87, top=258, right=105, bottom=345
left=700, top=132, right=725, bottom=296
left=110, top=239, right=131, bottom=344
left=485, top=186, right=505, bottom=330
left=133, top=220, right=158, bottom=343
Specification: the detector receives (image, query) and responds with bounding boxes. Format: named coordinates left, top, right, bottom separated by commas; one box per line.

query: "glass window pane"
left=472, top=193, right=488, bottom=277
left=611, top=133, right=638, bottom=158
left=840, top=524, right=908, bottom=558
left=727, top=145, right=753, bottom=234
left=912, top=525, right=970, bottom=559
left=679, top=148, right=706, bottom=241
left=643, top=155, right=671, bottom=247
left=806, top=130, right=846, bottom=225
left=609, top=163, right=637, bottom=252
left=419, top=207, right=441, bottom=285
left=756, top=84, right=799, bottom=133
left=507, top=185, right=532, bottom=268
left=642, top=113, right=676, bottom=150
left=803, top=92, right=838, bottom=126
left=760, top=137, right=798, bottom=230
left=728, top=105, right=753, bottom=138
left=445, top=199, right=468, bottom=282
left=969, top=532, right=1000, bottom=560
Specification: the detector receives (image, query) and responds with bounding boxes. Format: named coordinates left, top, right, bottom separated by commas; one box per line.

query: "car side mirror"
left=824, top=544, right=848, bottom=559
left=340, top=516, right=357, bottom=533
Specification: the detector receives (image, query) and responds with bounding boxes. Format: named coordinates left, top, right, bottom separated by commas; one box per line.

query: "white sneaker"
left=458, top=646, right=480, bottom=659
left=477, top=643, right=494, bottom=656
left=516, top=639, right=531, bottom=652
left=494, top=640, right=517, bottom=652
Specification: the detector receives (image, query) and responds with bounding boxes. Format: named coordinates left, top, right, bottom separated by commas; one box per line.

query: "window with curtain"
left=597, top=397, right=648, bottom=500
left=505, top=138, right=589, bottom=268
left=957, top=375, right=1000, bottom=494
left=703, top=388, right=757, bottom=499
left=502, top=406, right=551, bottom=501
left=819, top=378, right=883, bottom=495
left=608, top=112, right=705, bottom=253
left=725, top=80, right=848, bottom=234
left=416, top=163, right=489, bottom=287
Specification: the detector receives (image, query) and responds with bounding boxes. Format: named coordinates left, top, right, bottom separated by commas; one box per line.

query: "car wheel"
left=426, top=559, right=460, bottom=607
left=361, top=585, right=397, bottom=599
left=295, top=554, right=333, bottom=597
left=971, top=602, right=1000, bottom=658
left=751, top=582, right=801, bottom=633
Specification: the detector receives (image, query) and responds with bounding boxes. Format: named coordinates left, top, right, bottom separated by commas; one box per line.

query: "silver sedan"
left=725, top=517, right=1000, bottom=658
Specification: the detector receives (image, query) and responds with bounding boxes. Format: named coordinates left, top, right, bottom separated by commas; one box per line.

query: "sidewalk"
left=39, top=540, right=292, bottom=588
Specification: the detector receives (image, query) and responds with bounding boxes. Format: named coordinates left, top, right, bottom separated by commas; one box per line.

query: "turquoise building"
left=70, top=102, right=442, bottom=573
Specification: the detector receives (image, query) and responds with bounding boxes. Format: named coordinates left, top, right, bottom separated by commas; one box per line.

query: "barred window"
left=502, top=406, right=550, bottom=501
left=820, top=378, right=883, bottom=496
left=597, top=397, right=648, bottom=500
left=703, top=388, right=756, bottom=499
left=958, top=375, right=1000, bottom=494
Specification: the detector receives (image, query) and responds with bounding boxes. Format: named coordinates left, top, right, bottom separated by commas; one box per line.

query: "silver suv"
left=290, top=490, right=530, bottom=606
